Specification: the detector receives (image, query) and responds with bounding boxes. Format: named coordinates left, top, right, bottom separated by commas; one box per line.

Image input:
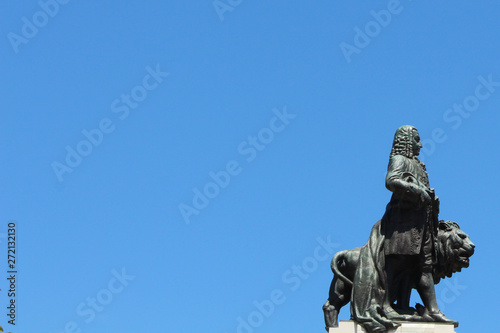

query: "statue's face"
left=411, top=130, right=423, bottom=156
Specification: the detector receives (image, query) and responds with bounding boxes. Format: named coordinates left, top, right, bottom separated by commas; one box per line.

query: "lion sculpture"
left=323, top=220, right=475, bottom=329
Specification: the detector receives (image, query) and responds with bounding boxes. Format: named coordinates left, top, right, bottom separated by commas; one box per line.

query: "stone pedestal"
left=328, top=321, right=456, bottom=333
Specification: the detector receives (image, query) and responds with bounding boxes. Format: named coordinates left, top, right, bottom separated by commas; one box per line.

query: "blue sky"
left=1, top=1, right=499, bottom=332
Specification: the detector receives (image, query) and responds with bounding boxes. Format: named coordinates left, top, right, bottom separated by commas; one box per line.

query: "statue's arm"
left=386, top=156, right=431, bottom=204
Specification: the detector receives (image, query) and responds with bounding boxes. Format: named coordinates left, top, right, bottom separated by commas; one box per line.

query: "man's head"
left=391, top=125, right=422, bottom=158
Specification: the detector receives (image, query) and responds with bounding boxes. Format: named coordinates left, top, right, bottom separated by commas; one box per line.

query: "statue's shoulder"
left=388, top=154, right=410, bottom=171
left=389, top=154, right=407, bottom=162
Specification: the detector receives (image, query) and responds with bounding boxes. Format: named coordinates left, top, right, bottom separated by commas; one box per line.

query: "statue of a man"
left=381, top=125, right=455, bottom=323
left=347, top=126, right=457, bottom=332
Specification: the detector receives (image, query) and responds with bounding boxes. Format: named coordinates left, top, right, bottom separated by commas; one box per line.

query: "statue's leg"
left=323, top=299, right=338, bottom=331
left=417, top=230, right=458, bottom=326
left=384, top=255, right=414, bottom=320
left=323, top=277, right=350, bottom=328
left=416, top=269, right=458, bottom=326
left=396, top=274, right=412, bottom=311
left=416, top=270, right=438, bottom=311
left=395, top=258, right=418, bottom=313
left=385, top=255, right=405, bottom=307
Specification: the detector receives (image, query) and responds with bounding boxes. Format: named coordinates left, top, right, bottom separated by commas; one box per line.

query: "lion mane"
left=433, top=220, right=475, bottom=283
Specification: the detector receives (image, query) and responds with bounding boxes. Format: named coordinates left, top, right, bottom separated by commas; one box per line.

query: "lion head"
left=433, top=220, right=475, bottom=283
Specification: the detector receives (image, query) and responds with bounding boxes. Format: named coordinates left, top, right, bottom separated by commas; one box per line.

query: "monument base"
left=328, top=321, right=456, bottom=333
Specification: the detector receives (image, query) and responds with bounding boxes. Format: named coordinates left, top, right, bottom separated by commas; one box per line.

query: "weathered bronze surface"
left=323, top=126, right=475, bottom=333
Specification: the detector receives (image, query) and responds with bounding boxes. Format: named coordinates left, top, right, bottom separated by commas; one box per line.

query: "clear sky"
left=1, top=1, right=498, bottom=332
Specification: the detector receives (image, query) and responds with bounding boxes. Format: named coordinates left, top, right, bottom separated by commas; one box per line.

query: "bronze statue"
left=323, top=126, right=475, bottom=333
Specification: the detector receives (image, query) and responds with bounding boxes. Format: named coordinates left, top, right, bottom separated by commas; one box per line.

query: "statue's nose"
left=469, top=242, right=475, bottom=255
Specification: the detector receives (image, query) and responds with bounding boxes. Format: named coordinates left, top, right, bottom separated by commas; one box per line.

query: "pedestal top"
left=328, top=321, right=456, bottom=333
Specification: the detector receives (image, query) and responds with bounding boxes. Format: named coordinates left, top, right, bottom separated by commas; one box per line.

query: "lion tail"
left=331, top=250, right=353, bottom=287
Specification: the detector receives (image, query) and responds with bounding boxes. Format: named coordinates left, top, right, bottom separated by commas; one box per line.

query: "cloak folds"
left=350, top=220, right=398, bottom=333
